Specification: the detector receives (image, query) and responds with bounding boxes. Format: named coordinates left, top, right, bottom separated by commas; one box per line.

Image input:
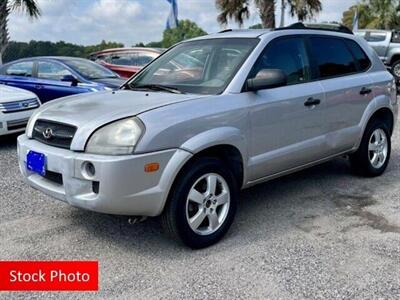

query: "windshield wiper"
left=129, top=83, right=184, bottom=94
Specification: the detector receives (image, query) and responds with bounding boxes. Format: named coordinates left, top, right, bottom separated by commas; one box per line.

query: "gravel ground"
left=0, top=119, right=399, bottom=300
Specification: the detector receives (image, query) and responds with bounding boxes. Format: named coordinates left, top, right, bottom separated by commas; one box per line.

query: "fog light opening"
left=82, top=161, right=96, bottom=179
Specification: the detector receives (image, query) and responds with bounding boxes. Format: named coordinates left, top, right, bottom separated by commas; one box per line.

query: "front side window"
left=129, top=38, right=259, bottom=95
left=5, top=61, right=34, bottom=77
left=310, top=37, right=357, bottom=78
left=249, top=37, right=311, bottom=85
left=37, top=61, right=73, bottom=81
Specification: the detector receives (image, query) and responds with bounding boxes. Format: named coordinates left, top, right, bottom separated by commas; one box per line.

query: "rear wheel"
left=161, top=157, right=238, bottom=249
left=350, top=120, right=391, bottom=177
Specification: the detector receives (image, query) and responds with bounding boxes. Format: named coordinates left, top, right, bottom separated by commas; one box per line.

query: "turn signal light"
left=144, top=163, right=160, bottom=173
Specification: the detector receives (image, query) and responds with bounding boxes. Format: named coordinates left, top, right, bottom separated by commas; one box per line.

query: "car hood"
left=0, top=84, right=38, bottom=103
left=91, top=77, right=126, bottom=88
left=28, top=90, right=205, bottom=151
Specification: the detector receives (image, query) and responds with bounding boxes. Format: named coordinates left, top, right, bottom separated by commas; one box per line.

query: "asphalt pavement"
left=0, top=117, right=399, bottom=299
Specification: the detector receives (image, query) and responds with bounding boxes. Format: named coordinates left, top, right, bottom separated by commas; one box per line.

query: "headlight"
left=86, top=117, right=144, bottom=155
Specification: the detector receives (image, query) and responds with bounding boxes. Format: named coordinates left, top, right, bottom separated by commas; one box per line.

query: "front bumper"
left=17, top=135, right=192, bottom=216
left=0, top=110, right=34, bottom=136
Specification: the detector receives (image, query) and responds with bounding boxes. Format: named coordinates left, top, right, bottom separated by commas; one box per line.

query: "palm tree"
left=216, top=0, right=322, bottom=29
left=0, top=0, right=40, bottom=64
left=369, top=0, right=398, bottom=30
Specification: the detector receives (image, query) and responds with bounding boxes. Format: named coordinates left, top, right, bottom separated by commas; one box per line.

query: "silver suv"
left=18, top=25, right=398, bottom=248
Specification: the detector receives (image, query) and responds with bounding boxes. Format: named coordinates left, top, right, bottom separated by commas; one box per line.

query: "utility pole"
left=280, top=0, right=286, bottom=27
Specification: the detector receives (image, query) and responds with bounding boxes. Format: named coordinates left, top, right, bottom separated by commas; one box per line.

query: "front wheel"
left=350, top=120, right=391, bottom=177
left=161, top=157, right=238, bottom=249
left=391, top=59, right=400, bottom=81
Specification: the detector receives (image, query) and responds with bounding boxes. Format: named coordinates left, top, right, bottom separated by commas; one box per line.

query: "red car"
left=89, top=48, right=164, bottom=78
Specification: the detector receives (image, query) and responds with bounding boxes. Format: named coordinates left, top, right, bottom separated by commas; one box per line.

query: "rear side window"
left=5, top=61, right=34, bottom=77
left=344, top=40, right=371, bottom=71
left=310, top=37, right=357, bottom=79
left=37, top=61, right=73, bottom=81
left=365, top=32, right=387, bottom=42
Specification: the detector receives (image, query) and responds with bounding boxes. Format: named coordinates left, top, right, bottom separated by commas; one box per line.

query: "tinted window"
left=38, top=61, right=72, bottom=81
left=345, top=40, right=371, bottom=71
left=391, top=31, right=400, bottom=43
left=310, top=37, right=357, bottom=78
left=5, top=61, right=33, bottom=77
left=250, top=37, right=310, bottom=85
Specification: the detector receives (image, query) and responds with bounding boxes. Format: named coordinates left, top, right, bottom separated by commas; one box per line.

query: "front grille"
left=0, top=98, right=40, bottom=114
left=32, top=120, right=77, bottom=149
left=43, top=170, right=63, bottom=185
left=7, top=118, right=29, bottom=131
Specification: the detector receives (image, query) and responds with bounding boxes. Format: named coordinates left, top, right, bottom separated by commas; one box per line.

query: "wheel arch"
left=367, top=107, right=394, bottom=135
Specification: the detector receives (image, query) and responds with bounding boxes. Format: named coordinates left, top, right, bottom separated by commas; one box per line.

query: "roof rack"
left=275, top=22, right=353, bottom=35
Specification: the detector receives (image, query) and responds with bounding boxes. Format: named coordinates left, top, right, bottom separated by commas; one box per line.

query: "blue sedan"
left=0, top=57, right=126, bottom=103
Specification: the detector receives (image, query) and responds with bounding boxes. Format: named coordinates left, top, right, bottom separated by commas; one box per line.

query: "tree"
left=369, top=0, right=400, bottom=29
left=0, top=0, right=40, bottom=64
left=3, top=40, right=125, bottom=63
left=342, top=3, right=374, bottom=29
left=162, top=19, right=207, bottom=48
left=216, top=0, right=322, bottom=29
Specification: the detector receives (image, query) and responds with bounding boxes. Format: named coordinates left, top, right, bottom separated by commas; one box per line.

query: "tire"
left=161, top=157, right=238, bottom=249
left=350, top=119, right=391, bottom=177
left=391, top=59, right=400, bottom=81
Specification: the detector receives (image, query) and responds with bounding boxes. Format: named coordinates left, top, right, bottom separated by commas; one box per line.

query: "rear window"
left=345, top=40, right=371, bottom=71
left=310, top=37, right=357, bottom=79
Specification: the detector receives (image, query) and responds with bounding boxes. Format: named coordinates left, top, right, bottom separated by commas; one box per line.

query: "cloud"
left=8, top=0, right=358, bottom=46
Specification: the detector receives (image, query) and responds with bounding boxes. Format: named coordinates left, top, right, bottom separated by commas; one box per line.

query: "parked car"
left=0, top=85, right=40, bottom=136
left=18, top=24, right=398, bottom=248
left=355, top=29, right=400, bottom=80
left=89, top=48, right=163, bottom=78
left=0, top=57, right=125, bottom=103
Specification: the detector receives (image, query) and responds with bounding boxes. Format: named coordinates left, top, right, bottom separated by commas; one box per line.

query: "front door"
left=247, top=36, right=327, bottom=181
left=35, top=61, right=87, bottom=102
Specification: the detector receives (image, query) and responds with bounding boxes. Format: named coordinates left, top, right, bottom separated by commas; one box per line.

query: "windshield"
left=128, top=38, right=259, bottom=95
left=63, top=58, right=118, bottom=80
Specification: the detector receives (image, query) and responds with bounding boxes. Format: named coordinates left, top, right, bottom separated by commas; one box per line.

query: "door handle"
left=360, top=87, right=372, bottom=95
left=304, top=97, right=321, bottom=107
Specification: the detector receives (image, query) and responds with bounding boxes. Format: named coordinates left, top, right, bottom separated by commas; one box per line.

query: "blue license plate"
left=26, top=151, right=46, bottom=176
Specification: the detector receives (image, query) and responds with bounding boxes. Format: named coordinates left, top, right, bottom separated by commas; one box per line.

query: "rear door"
left=308, top=36, right=374, bottom=155
left=247, top=36, right=327, bottom=180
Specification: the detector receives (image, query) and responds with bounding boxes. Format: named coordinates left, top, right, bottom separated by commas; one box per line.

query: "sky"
left=9, top=0, right=359, bottom=46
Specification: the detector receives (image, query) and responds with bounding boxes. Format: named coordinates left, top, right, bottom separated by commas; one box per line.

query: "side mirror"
left=246, top=69, right=287, bottom=91
left=61, top=74, right=79, bottom=87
